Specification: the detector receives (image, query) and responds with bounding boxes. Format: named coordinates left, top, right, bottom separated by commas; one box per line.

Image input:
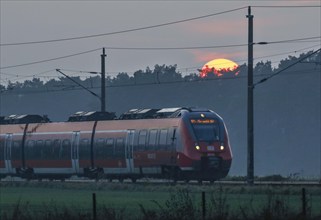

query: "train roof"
left=0, top=114, right=50, bottom=125
left=68, top=111, right=116, bottom=122
left=0, top=107, right=214, bottom=124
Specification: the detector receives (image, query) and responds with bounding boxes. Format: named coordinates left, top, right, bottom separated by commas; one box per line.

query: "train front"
left=178, top=109, right=232, bottom=181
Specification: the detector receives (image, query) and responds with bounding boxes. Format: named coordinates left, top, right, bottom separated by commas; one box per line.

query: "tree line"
left=1, top=50, right=320, bottom=93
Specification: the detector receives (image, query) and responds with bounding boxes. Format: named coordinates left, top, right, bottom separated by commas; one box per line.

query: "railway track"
left=1, top=176, right=320, bottom=186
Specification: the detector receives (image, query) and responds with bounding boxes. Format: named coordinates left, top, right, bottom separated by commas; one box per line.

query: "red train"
left=0, top=107, right=232, bottom=182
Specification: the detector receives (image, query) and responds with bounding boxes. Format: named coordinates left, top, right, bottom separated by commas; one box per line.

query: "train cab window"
left=148, top=129, right=158, bottom=151
left=79, top=138, right=90, bottom=160
left=159, top=129, right=168, bottom=150
left=191, top=119, right=220, bottom=142
left=115, top=138, right=125, bottom=158
left=138, top=130, right=147, bottom=151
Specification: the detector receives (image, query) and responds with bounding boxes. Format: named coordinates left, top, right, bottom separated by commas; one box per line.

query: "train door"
left=4, top=134, right=14, bottom=174
left=125, top=130, right=135, bottom=173
left=71, top=131, right=80, bottom=174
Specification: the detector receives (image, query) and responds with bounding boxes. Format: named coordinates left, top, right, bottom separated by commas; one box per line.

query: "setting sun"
left=199, top=58, right=239, bottom=78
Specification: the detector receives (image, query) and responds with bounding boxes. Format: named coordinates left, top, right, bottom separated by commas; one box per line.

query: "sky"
left=0, top=0, right=320, bottom=85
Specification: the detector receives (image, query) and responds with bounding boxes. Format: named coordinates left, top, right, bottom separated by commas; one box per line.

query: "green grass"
left=1, top=181, right=321, bottom=219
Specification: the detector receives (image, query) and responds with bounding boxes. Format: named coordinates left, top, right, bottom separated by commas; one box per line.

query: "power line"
left=100, top=36, right=320, bottom=50
left=0, top=7, right=247, bottom=47
left=2, top=36, right=320, bottom=70
left=174, top=44, right=321, bottom=72
left=0, top=48, right=101, bottom=70
left=252, top=5, right=321, bottom=8
left=3, top=0, right=320, bottom=1
left=103, top=44, right=248, bottom=50
left=1, top=43, right=319, bottom=82
left=258, top=36, right=321, bottom=45
left=2, top=67, right=319, bottom=95
left=254, top=48, right=321, bottom=87
left=0, top=44, right=247, bottom=70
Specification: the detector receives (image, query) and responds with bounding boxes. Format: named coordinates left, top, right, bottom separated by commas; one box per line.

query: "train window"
left=45, top=140, right=52, bottom=148
left=106, top=138, right=114, bottom=158
left=115, top=138, right=125, bottom=158
left=0, top=140, right=4, bottom=160
left=52, top=139, right=61, bottom=160
left=96, top=138, right=105, bottom=146
left=26, top=140, right=35, bottom=159
left=138, top=130, right=147, bottom=151
left=26, top=140, right=35, bottom=148
left=11, top=140, right=22, bottom=160
left=36, top=140, right=45, bottom=159
left=159, top=129, right=168, bottom=150
left=148, top=129, right=158, bottom=151
left=36, top=140, right=43, bottom=147
left=95, top=138, right=105, bottom=160
left=79, top=138, right=90, bottom=160
left=44, top=139, right=53, bottom=159
left=61, top=139, right=71, bottom=159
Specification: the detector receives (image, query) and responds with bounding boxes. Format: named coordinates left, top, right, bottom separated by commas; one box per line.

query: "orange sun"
left=199, top=58, right=239, bottom=78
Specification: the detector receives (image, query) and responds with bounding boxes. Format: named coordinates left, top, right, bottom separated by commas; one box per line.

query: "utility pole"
left=101, top=48, right=106, bottom=112
left=247, top=6, right=254, bottom=185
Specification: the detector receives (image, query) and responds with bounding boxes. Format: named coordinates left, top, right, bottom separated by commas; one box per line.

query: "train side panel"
left=0, top=110, right=232, bottom=181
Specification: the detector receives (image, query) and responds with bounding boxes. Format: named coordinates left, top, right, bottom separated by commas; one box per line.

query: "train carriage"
left=0, top=107, right=232, bottom=182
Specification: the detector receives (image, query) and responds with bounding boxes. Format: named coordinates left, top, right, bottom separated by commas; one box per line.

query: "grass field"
left=1, top=180, right=321, bottom=220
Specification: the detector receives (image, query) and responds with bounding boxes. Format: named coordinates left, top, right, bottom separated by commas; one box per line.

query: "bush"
left=153, top=189, right=198, bottom=220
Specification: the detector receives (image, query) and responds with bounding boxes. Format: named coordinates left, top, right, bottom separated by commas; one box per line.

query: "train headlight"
left=220, top=145, right=225, bottom=151
left=195, top=145, right=200, bottom=150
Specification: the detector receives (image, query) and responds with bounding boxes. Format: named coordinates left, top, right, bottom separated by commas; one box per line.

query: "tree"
left=0, top=84, right=5, bottom=92
left=6, top=80, right=23, bottom=91
left=133, top=67, right=155, bottom=84
left=22, top=77, right=44, bottom=90
left=254, top=61, right=273, bottom=75
left=112, top=72, right=132, bottom=85
left=153, top=64, right=182, bottom=82
left=184, top=73, right=199, bottom=82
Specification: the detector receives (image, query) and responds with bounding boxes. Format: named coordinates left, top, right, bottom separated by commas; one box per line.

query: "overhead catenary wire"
left=1, top=36, right=320, bottom=70
left=0, top=48, right=101, bottom=70
left=256, top=36, right=321, bottom=45
left=58, top=44, right=321, bottom=74
left=0, top=6, right=247, bottom=47
left=102, top=37, right=320, bottom=50
left=1, top=66, right=320, bottom=95
left=0, top=44, right=246, bottom=70
left=252, top=5, right=321, bottom=8
left=1, top=43, right=319, bottom=83
left=1, top=4, right=319, bottom=47
left=3, top=46, right=320, bottom=88
left=253, top=48, right=321, bottom=87
left=1, top=5, right=319, bottom=83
